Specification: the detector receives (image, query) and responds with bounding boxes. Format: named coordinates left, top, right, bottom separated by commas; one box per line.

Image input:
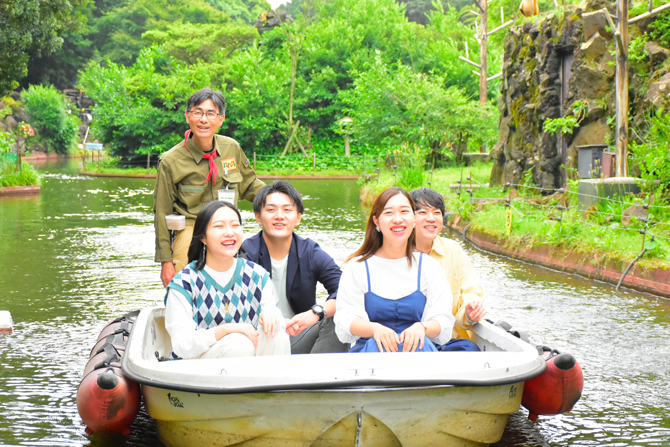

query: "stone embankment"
left=449, top=216, right=670, bottom=299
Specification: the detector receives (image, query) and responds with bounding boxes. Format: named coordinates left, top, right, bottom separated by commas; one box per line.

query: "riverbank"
left=449, top=216, right=670, bottom=299
left=359, top=163, right=670, bottom=298
left=81, top=163, right=363, bottom=180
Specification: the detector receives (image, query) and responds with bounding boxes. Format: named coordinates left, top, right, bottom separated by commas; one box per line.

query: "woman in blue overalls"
left=334, top=188, right=454, bottom=353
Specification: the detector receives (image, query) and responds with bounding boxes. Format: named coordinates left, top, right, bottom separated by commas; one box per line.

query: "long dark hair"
left=188, top=201, right=243, bottom=270
left=346, top=187, right=416, bottom=266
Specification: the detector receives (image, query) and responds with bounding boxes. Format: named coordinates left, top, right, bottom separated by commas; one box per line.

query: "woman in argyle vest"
left=164, top=201, right=290, bottom=359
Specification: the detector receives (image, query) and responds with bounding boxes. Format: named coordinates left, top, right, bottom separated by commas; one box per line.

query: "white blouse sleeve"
left=164, top=289, right=217, bottom=359
left=259, top=279, right=286, bottom=331
left=421, top=256, right=455, bottom=346
left=334, top=260, right=369, bottom=344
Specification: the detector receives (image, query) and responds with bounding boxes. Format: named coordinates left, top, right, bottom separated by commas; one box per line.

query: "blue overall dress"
left=350, top=253, right=438, bottom=353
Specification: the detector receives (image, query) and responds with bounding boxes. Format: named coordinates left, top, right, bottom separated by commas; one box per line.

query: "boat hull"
left=144, top=382, right=523, bottom=447
left=123, top=307, right=545, bottom=447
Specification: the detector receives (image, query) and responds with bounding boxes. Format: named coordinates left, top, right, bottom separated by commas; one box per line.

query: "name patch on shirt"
left=221, top=158, right=237, bottom=172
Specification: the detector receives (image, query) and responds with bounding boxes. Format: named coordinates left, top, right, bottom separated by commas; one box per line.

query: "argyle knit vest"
left=166, top=259, right=268, bottom=329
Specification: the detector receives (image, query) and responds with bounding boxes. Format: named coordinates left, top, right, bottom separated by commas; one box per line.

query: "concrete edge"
left=449, top=219, right=670, bottom=299
left=0, top=185, right=41, bottom=195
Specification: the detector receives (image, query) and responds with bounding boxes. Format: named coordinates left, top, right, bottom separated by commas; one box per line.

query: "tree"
left=0, top=0, right=87, bottom=95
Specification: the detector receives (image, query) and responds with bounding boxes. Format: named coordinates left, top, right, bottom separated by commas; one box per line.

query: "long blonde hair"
left=346, top=187, right=416, bottom=266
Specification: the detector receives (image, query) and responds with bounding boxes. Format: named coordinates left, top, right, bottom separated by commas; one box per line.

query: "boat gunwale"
left=122, top=308, right=546, bottom=395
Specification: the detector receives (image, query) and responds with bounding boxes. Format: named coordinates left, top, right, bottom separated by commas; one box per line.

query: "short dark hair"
left=253, top=180, right=304, bottom=214
left=410, top=188, right=446, bottom=215
left=186, top=88, right=226, bottom=116
left=188, top=201, right=242, bottom=270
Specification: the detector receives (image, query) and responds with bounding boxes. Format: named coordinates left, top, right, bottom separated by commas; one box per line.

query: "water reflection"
left=1, top=160, right=669, bottom=446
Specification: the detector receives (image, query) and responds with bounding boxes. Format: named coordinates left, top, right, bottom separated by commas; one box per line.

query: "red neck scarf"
left=184, top=130, right=218, bottom=185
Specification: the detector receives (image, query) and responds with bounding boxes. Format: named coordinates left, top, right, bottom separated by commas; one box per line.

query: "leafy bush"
left=631, top=112, right=670, bottom=195
left=341, top=54, right=497, bottom=152
left=20, top=85, right=77, bottom=155
left=79, top=46, right=222, bottom=159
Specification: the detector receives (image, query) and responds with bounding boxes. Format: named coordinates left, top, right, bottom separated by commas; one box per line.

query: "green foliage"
left=0, top=159, right=41, bottom=187
left=143, top=23, right=259, bottom=64
left=0, top=0, right=87, bottom=94
left=649, top=11, right=670, bottom=48
left=203, top=0, right=269, bottom=24
left=631, top=112, right=670, bottom=194
left=543, top=100, right=588, bottom=135
left=20, top=85, right=78, bottom=155
left=91, top=0, right=231, bottom=66
left=342, top=54, right=497, bottom=151
left=79, top=46, right=220, bottom=158
left=222, top=43, right=290, bottom=151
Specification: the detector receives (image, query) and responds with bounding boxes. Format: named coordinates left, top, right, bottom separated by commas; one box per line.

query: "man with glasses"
left=154, top=88, right=265, bottom=287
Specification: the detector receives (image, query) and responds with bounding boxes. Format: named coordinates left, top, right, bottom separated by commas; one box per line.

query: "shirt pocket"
left=218, top=170, right=244, bottom=191
left=178, top=183, right=205, bottom=209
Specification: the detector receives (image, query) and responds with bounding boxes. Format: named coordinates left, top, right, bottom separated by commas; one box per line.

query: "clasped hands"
left=217, top=312, right=282, bottom=347
left=372, top=322, right=426, bottom=353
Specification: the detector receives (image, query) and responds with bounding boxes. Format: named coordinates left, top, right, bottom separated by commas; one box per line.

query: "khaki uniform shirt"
left=153, top=134, right=265, bottom=263
left=428, top=237, right=485, bottom=340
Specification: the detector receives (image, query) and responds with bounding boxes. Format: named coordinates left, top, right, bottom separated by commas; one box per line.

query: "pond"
left=1, top=160, right=669, bottom=446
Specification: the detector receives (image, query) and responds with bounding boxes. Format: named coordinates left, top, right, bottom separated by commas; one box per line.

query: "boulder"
left=570, top=64, right=611, bottom=100
left=647, top=72, right=670, bottom=110
left=644, top=41, right=670, bottom=65
left=581, top=32, right=608, bottom=62
left=621, top=205, right=648, bottom=227
left=582, top=9, right=613, bottom=40
left=3, top=115, right=17, bottom=131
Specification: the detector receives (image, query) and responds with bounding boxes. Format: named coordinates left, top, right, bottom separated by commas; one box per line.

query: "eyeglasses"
left=188, top=109, right=221, bottom=120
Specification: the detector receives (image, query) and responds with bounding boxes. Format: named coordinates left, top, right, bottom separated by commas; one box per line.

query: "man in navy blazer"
left=240, top=180, right=349, bottom=354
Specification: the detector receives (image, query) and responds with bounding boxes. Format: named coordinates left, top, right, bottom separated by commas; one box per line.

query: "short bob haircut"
left=252, top=180, right=304, bottom=215
left=410, top=188, right=446, bottom=215
left=188, top=201, right=243, bottom=270
left=346, top=187, right=417, bottom=266
left=186, top=88, right=226, bottom=117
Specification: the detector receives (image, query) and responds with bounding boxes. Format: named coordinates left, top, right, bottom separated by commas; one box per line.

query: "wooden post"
left=98, top=149, right=101, bottom=168
left=615, top=0, right=629, bottom=177
left=253, top=152, right=257, bottom=171
left=344, top=134, right=350, bottom=157
left=312, top=152, right=316, bottom=170
left=146, top=150, right=150, bottom=169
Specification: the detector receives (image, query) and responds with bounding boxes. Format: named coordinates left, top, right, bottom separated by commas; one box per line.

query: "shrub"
left=631, top=112, right=670, bottom=195
left=20, top=85, right=77, bottom=155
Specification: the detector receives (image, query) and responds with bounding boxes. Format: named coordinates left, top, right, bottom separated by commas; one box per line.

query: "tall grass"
left=0, top=159, right=41, bottom=187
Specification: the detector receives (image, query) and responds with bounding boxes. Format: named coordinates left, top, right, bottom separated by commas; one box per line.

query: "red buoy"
left=522, top=350, right=584, bottom=420
left=76, top=367, right=140, bottom=435
left=78, top=310, right=141, bottom=435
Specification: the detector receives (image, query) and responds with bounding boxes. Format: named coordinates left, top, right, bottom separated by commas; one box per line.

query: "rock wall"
left=490, top=2, right=670, bottom=189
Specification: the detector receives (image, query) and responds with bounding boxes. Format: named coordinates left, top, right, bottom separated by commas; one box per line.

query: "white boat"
left=122, top=307, right=545, bottom=447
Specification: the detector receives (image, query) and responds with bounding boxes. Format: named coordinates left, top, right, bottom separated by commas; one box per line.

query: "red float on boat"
left=521, top=348, right=584, bottom=421
left=77, top=310, right=141, bottom=435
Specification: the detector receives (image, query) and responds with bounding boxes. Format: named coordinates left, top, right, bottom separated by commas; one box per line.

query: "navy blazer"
left=240, top=231, right=342, bottom=315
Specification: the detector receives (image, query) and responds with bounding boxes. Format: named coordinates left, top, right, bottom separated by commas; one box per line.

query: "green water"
left=1, top=159, right=669, bottom=446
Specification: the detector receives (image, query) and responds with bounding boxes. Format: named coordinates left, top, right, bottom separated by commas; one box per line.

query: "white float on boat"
left=0, top=311, right=13, bottom=334
left=122, top=307, right=545, bottom=447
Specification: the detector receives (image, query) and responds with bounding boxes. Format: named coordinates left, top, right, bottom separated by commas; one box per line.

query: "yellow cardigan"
left=428, top=237, right=485, bottom=340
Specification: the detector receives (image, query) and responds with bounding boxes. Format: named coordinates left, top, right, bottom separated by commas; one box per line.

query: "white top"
left=165, top=263, right=285, bottom=359
left=334, top=254, right=454, bottom=346
left=271, top=255, right=294, bottom=318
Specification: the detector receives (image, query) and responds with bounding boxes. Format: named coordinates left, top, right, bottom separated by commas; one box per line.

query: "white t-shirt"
left=165, top=263, right=284, bottom=359
left=271, top=254, right=295, bottom=319
left=334, top=253, right=454, bottom=345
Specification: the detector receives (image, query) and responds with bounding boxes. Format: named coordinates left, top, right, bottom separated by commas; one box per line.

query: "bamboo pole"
left=615, top=0, right=629, bottom=177
left=479, top=0, right=488, bottom=154
left=253, top=151, right=256, bottom=171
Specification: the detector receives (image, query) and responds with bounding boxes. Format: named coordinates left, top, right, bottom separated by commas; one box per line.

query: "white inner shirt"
left=271, top=255, right=295, bottom=318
